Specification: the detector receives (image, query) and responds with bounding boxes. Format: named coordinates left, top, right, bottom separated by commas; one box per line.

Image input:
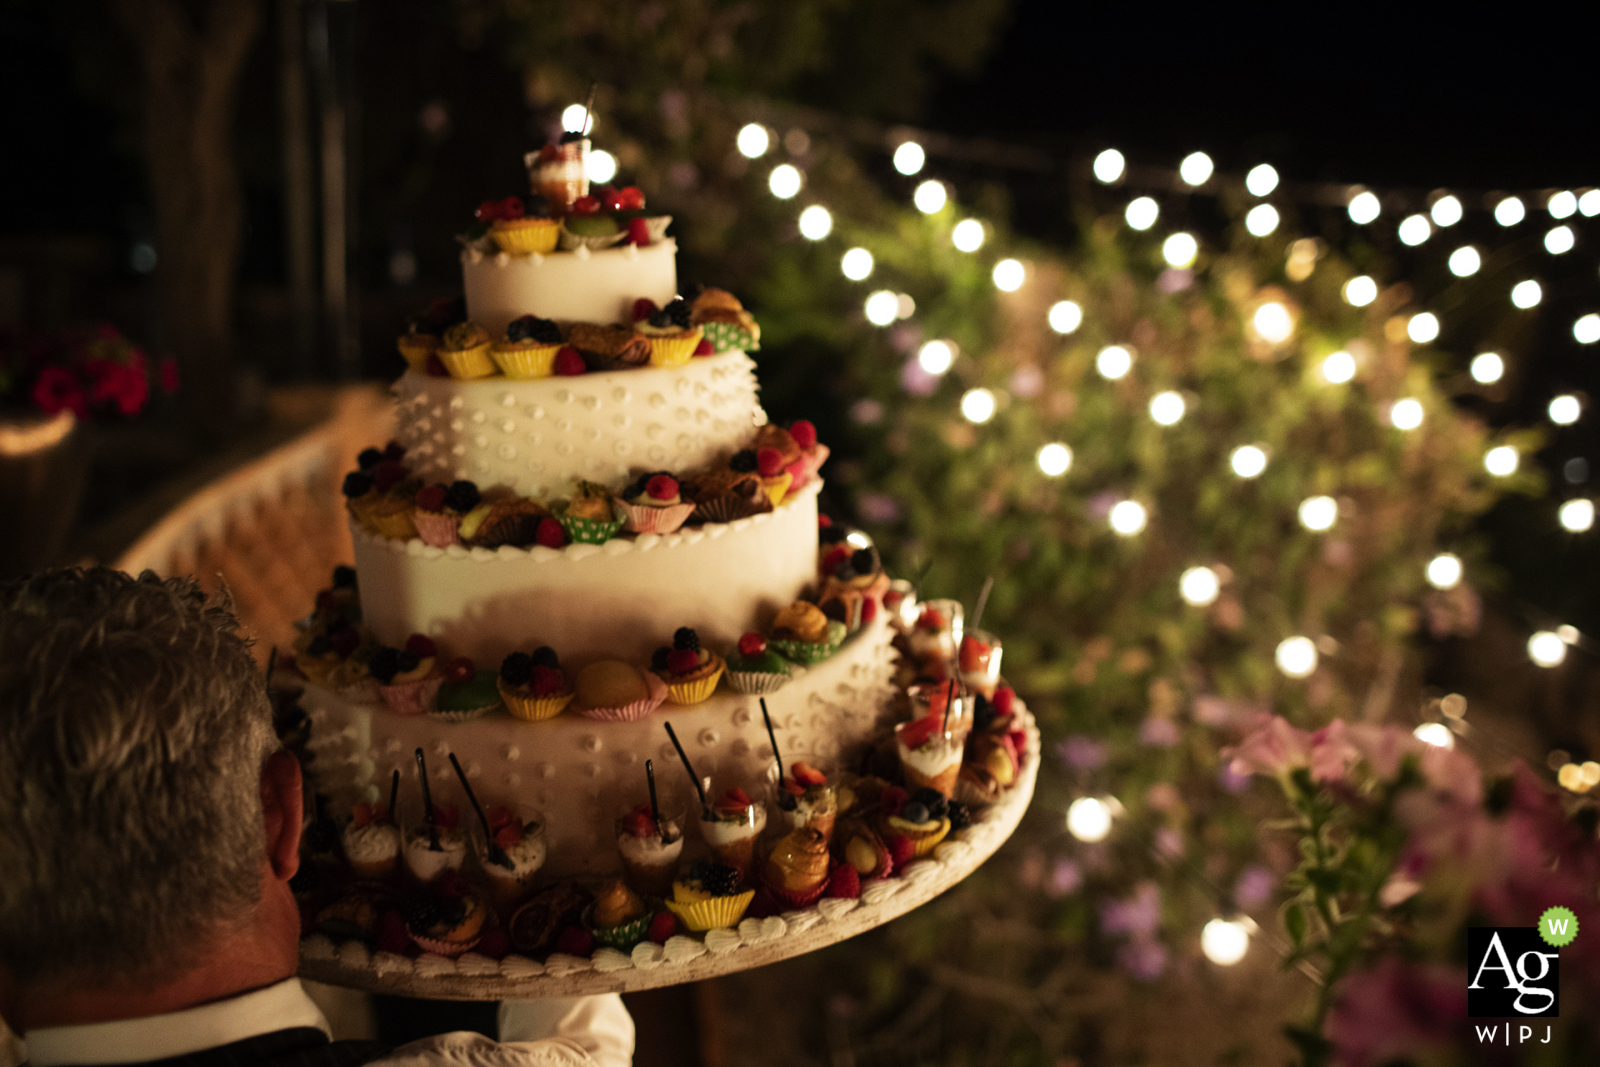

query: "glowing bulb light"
left=1245, top=204, right=1279, bottom=236
left=1093, top=149, right=1125, bottom=183
left=1426, top=553, right=1463, bottom=589
left=892, top=142, right=924, bottom=176
left=1253, top=301, right=1293, bottom=343
left=1546, top=226, right=1575, bottom=255
left=1576, top=315, right=1600, bottom=345
left=1485, top=446, right=1519, bottom=476
left=585, top=149, right=618, bottom=184
left=1495, top=196, right=1526, bottom=226
left=1179, top=566, right=1220, bottom=606
left=952, top=219, right=984, bottom=252
left=1149, top=391, right=1186, bottom=425
left=1548, top=191, right=1577, bottom=218
left=1162, top=232, right=1198, bottom=268
left=1431, top=195, right=1463, bottom=226
left=917, top=340, right=954, bottom=376
left=1201, top=918, right=1251, bottom=966
left=1037, top=442, right=1073, bottom=477
left=1348, top=191, right=1381, bottom=224
left=913, top=180, right=947, bottom=214
left=960, top=388, right=996, bottom=424
left=1511, top=280, right=1542, bottom=309
left=1398, top=214, right=1431, bottom=246
left=1408, top=313, right=1440, bottom=343
left=1321, top=351, right=1356, bottom=384
left=864, top=290, right=898, bottom=326
left=1109, top=500, right=1147, bottom=536
left=1230, top=445, right=1268, bottom=478
left=1559, top=499, right=1594, bottom=532
left=1048, top=300, right=1083, bottom=334
left=1066, top=797, right=1112, bottom=842
left=1549, top=395, right=1581, bottom=425
left=798, top=205, right=832, bottom=240
left=1529, top=631, right=1567, bottom=668
left=1245, top=163, right=1278, bottom=196
left=1343, top=276, right=1377, bottom=307
left=992, top=259, right=1025, bottom=292
left=736, top=123, right=770, bottom=158
left=560, top=103, right=590, bottom=132
left=1448, top=246, right=1481, bottom=277
left=1125, top=197, right=1159, bottom=231
left=1096, top=345, right=1132, bottom=380
left=768, top=164, right=802, bottom=199
left=1470, top=353, right=1504, bottom=384
left=1275, top=636, right=1318, bottom=678
left=1179, top=152, right=1214, bottom=186
left=1414, top=722, right=1454, bottom=749
left=840, top=247, right=873, bottom=280
left=1390, top=398, right=1424, bottom=431
left=1580, top=190, right=1600, bottom=217
left=1298, top=495, right=1338, bottom=531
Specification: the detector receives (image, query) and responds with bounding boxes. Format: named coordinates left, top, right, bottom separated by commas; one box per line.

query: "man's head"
left=0, top=569, right=281, bottom=991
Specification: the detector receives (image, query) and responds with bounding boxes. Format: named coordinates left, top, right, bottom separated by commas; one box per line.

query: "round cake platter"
left=297, top=709, right=1039, bottom=999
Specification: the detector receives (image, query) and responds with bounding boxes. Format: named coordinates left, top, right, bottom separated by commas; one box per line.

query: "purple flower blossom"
left=1233, top=865, right=1276, bottom=909
left=1154, top=827, right=1184, bottom=860
left=899, top=357, right=939, bottom=397
left=1008, top=364, right=1044, bottom=398
left=1156, top=268, right=1193, bottom=293
left=1139, top=717, right=1180, bottom=747
left=856, top=492, right=900, bottom=524
left=1056, top=735, right=1108, bottom=770
left=849, top=399, right=883, bottom=425
left=1100, top=881, right=1161, bottom=938
left=1086, top=491, right=1118, bottom=521
left=1217, top=763, right=1250, bottom=794
left=1046, top=858, right=1083, bottom=898
left=1116, top=937, right=1168, bottom=981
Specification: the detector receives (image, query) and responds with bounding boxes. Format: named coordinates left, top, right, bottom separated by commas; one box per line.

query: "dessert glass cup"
left=615, top=805, right=685, bottom=898
left=960, top=629, right=1004, bottom=698
left=699, top=790, right=768, bottom=881
left=885, top=579, right=920, bottom=632
left=400, top=804, right=468, bottom=887
left=472, top=806, right=547, bottom=913
left=534, top=139, right=589, bottom=214
left=342, top=818, right=401, bottom=881
left=766, top=761, right=839, bottom=846
left=908, top=682, right=972, bottom=737
left=908, top=598, right=964, bottom=668
left=894, top=719, right=967, bottom=798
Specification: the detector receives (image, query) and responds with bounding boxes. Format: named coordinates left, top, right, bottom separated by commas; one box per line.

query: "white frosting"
left=897, top=735, right=964, bottom=777
left=779, top=789, right=835, bottom=831
left=352, top=480, right=822, bottom=666
left=341, top=821, right=399, bottom=863
left=462, top=239, right=678, bottom=335
left=617, top=823, right=684, bottom=865
left=700, top=804, right=766, bottom=846
left=487, top=828, right=547, bottom=880
left=402, top=827, right=467, bottom=882
left=389, top=352, right=761, bottom=498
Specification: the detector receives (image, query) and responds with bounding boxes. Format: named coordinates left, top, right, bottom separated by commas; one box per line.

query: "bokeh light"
left=1426, top=552, right=1463, bottom=589
left=1546, top=226, right=1575, bottom=254
left=1230, top=445, right=1268, bottom=478
left=1407, top=312, right=1440, bottom=343
left=1109, top=500, right=1148, bottom=536
left=560, top=103, right=590, bottom=132
left=1179, top=152, right=1214, bottom=185
left=1179, top=566, right=1220, bottom=606
left=1511, top=280, right=1542, bottom=309
left=586, top=149, right=617, bottom=184
left=1431, top=195, right=1463, bottom=226
left=1037, top=442, right=1073, bottom=477
left=840, top=247, right=874, bottom=280
left=992, top=259, right=1026, bottom=291
left=736, top=123, right=770, bottom=158
left=892, top=142, right=925, bottom=176
left=1245, top=164, right=1279, bottom=196
left=913, top=180, right=947, bottom=214
left=1448, top=246, right=1481, bottom=277
left=1245, top=204, right=1280, bottom=236
left=1398, top=214, right=1431, bottom=246
left=1201, top=918, right=1251, bottom=966
left=798, top=205, right=832, bottom=240
left=1494, top=196, right=1526, bottom=226
left=1485, top=446, right=1519, bottom=476
left=1414, top=723, right=1454, bottom=749
left=1275, top=637, right=1318, bottom=678
left=1528, top=631, right=1567, bottom=668
left=1125, top=197, right=1160, bottom=231
left=1298, top=496, right=1338, bottom=531
left=769, top=164, right=802, bottom=199
left=1549, top=395, right=1581, bottom=425
left=952, top=219, right=985, bottom=252
left=1066, top=797, right=1112, bottom=842
left=1390, top=398, right=1424, bottom=430
left=1348, top=191, right=1381, bottom=224
left=1559, top=499, right=1595, bottom=532
left=1149, top=391, right=1186, bottom=425
left=1548, top=191, right=1577, bottom=219
left=1162, top=233, right=1198, bottom=268
left=1576, top=315, right=1600, bottom=345
left=1093, top=149, right=1125, bottom=183
left=917, top=340, right=954, bottom=376
left=1253, top=302, right=1293, bottom=343
left=960, top=388, right=996, bottom=424
left=1096, top=345, right=1133, bottom=380
left=864, top=290, right=898, bottom=326
left=1470, top=353, right=1504, bottom=383
left=1048, top=300, right=1083, bottom=334
left=1321, top=351, right=1356, bottom=383
left=1343, top=276, right=1377, bottom=306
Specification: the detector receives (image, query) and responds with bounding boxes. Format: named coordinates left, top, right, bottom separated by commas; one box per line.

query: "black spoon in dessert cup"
left=387, top=768, right=400, bottom=825
left=415, top=747, right=441, bottom=852
left=761, top=697, right=796, bottom=812
left=663, top=721, right=710, bottom=821
left=450, top=751, right=513, bottom=870
left=646, top=758, right=671, bottom=844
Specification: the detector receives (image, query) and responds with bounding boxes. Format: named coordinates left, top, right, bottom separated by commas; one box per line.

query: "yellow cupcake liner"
left=438, top=343, right=497, bottom=380
left=491, top=218, right=560, bottom=255
left=905, top=818, right=953, bottom=857
left=364, top=503, right=418, bottom=541
left=491, top=343, right=561, bottom=379
left=645, top=329, right=703, bottom=369
left=665, top=889, right=755, bottom=932
left=661, top=653, right=726, bottom=706
left=761, top=472, right=794, bottom=507
left=499, top=680, right=576, bottom=722
left=397, top=336, right=436, bottom=373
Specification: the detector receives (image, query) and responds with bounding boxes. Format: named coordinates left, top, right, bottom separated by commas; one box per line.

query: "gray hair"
left=0, top=569, right=277, bottom=987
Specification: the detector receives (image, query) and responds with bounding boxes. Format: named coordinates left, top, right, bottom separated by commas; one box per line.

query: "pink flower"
left=31, top=365, right=86, bottom=418
left=158, top=357, right=179, bottom=393
left=1324, top=958, right=1465, bottom=1067
left=1345, top=722, right=1418, bottom=780
left=1309, top=720, right=1362, bottom=784
left=1224, top=715, right=1312, bottom=779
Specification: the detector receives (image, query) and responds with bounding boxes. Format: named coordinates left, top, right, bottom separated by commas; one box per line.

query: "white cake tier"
left=351, top=479, right=822, bottom=666
left=391, top=352, right=762, bottom=498
left=462, top=239, right=678, bottom=335
left=299, top=617, right=898, bottom=880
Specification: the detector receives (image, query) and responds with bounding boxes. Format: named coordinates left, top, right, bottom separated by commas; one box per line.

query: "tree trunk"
left=115, top=0, right=262, bottom=442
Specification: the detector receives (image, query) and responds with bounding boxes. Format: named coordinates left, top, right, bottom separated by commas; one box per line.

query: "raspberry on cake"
left=651, top=627, right=725, bottom=705
left=498, top=647, right=575, bottom=722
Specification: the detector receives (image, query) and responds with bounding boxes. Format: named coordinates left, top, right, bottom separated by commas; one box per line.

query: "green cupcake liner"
left=585, top=904, right=655, bottom=951
left=558, top=511, right=625, bottom=545
left=700, top=320, right=758, bottom=353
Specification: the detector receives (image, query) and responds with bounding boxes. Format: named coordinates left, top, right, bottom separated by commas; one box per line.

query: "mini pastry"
left=573, top=660, right=666, bottom=722
left=566, top=323, right=651, bottom=371
left=893, top=714, right=965, bottom=798
left=492, top=315, right=564, bottom=378
left=396, top=328, right=439, bottom=374
left=650, top=627, right=726, bottom=705
left=559, top=211, right=627, bottom=251
left=958, top=630, right=1005, bottom=698
left=315, top=891, right=382, bottom=943
left=402, top=804, right=467, bottom=885
left=557, top=481, right=623, bottom=544
left=818, top=547, right=891, bottom=632
left=698, top=786, right=766, bottom=879
left=396, top=297, right=463, bottom=372
left=688, top=452, right=771, bottom=523
left=755, top=447, right=794, bottom=506
left=438, top=321, right=496, bottom=380
left=411, top=480, right=482, bottom=548
left=508, top=882, right=592, bottom=957
left=479, top=805, right=546, bottom=911
left=907, top=601, right=962, bottom=667
left=431, top=657, right=502, bottom=722
left=665, top=861, right=756, bottom=932
left=593, top=880, right=647, bottom=929
left=690, top=288, right=760, bottom=352
left=752, top=424, right=802, bottom=477
left=342, top=800, right=400, bottom=880
left=404, top=872, right=488, bottom=958
left=617, top=472, right=696, bottom=535
left=881, top=788, right=953, bottom=858
left=488, top=197, right=560, bottom=256
left=769, top=601, right=847, bottom=664
left=723, top=632, right=792, bottom=695
left=468, top=497, right=548, bottom=549
left=634, top=298, right=703, bottom=368
left=786, top=420, right=830, bottom=489
left=616, top=803, right=684, bottom=898
left=343, top=458, right=419, bottom=541
left=774, top=760, right=837, bottom=844
left=368, top=635, right=442, bottom=716
left=833, top=818, right=894, bottom=880
left=761, top=827, right=831, bottom=907
left=498, top=647, right=574, bottom=721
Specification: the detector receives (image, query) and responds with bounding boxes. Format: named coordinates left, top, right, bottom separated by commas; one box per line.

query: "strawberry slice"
left=622, top=808, right=657, bottom=837
left=898, top=713, right=943, bottom=751
left=792, top=761, right=827, bottom=787
left=738, top=632, right=767, bottom=657
left=717, top=787, right=752, bottom=813
left=486, top=805, right=518, bottom=832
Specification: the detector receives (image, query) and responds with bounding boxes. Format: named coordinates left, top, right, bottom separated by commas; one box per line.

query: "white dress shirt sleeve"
left=371, top=994, right=633, bottom=1067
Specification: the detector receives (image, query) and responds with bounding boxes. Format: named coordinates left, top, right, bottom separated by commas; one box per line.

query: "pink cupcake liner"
left=617, top=499, right=697, bottom=535
left=413, top=510, right=461, bottom=548
left=764, top=878, right=828, bottom=908
left=788, top=444, right=830, bottom=489
left=406, top=928, right=483, bottom=959
left=379, top=675, right=443, bottom=717
left=574, top=672, right=668, bottom=723
left=334, top=678, right=382, bottom=705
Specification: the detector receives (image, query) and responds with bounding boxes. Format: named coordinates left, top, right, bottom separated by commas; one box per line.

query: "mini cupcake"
left=404, top=872, right=488, bottom=958
left=880, top=788, right=953, bottom=858
left=368, top=636, right=443, bottom=716
left=786, top=420, right=830, bottom=488
left=342, top=800, right=400, bottom=881
left=556, top=481, right=624, bottom=544
left=723, top=632, right=792, bottom=695
left=558, top=211, right=627, bottom=251
left=690, top=452, right=771, bottom=523
left=492, top=315, right=564, bottom=378
left=768, top=601, right=847, bottom=664
left=396, top=328, right=439, bottom=374
left=752, top=424, right=802, bottom=481
left=665, top=861, right=756, bottom=932
left=478, top=805, right=547, bottom=911
left=818, top=547, right=892, bottom=632
left=498, top=648, right=574, bottom=721
left=465, top=497, right=548, bottom=549
left=650, top=627, right=726, bottom=705
left=342, top=461, right=418, bottom=541
left=489, top=198, right=560, bottom=255
left=761, top=827, right=831, bottom=908
left=689, top=288, right=760, bottom=353
left=833, top=818, right=894, bottom=880
left=572, top=660, right=667, bottom=722
left=617, top=472, right=696, bottom=535
left=754, top=447, right=794, bottom=506
left=412, top=480, right=482, bottom=548
left=438, top=321, right=497, bottom=380
left=587, top=880, right=653, bottom=950
left=328, top=653, right=381, bottom=705
left=634, top=298, right=702, bottom=369
left=431, top=657, right=502, bottom=722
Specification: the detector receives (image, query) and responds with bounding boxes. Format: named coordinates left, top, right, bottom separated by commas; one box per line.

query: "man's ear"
left=260, top=750, right=303, bottom=881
